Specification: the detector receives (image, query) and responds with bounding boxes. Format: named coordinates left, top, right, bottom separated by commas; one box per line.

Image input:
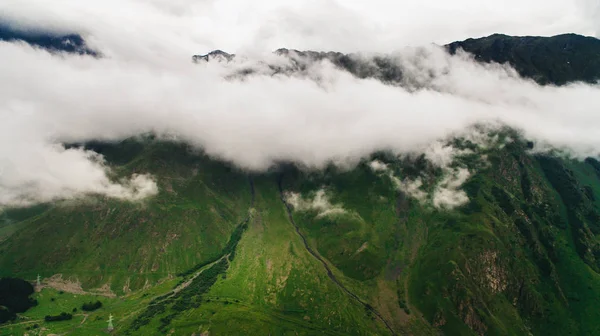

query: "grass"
left=2, top=136, right=600, bottom=335
left=0, top=141, right=253, bottom=293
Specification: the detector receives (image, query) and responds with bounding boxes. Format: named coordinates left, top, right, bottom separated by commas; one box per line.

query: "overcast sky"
left=1, top=0, right=598, bottom=57
left=0, top=0, right=599, bottom=206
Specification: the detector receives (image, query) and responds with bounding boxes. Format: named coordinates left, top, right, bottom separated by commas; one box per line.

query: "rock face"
left=192, top=50, right=236, bottom=63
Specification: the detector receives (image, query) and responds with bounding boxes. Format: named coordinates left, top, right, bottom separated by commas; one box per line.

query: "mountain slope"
left=4, top=133, right=600, bottom=335
left=447, top=33, right=600, bottom=85
left=0, top=139, right=253, bottom=293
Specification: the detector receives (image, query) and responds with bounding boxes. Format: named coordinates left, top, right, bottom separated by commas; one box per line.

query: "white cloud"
left=0, top=0, right=596, bottom=56
left=424, top=141, right=472, bottom=168
left=0, top=144, right=157, bottom=207
left=0, top=2, right=599, bottom=206
left=397, top=178, right=429, bottom=202
left=284, top=189, right=347, bottom=218
left=368, top=159, right=429, bottom=202
left=369, top=131, right=504, bottom=209
left=368, top=160, right=389, bottom=172
left=433, top=168, right=471, bottom=209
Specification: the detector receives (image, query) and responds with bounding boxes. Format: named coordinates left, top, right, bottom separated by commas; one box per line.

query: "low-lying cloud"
left=368, top=135, right=479, bottom=210
left=1, top=42, right=600, bottom=206
left=0, top=144, right=158, bottom=207
left=0, top=1, right=600, bottom=206
left=284, top=189, right=347, bottom=218
left=432, top=168, right=471, bottom=209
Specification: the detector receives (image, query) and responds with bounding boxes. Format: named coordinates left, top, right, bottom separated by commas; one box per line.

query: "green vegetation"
left=45, top=312, right=73, bottom=322
left=0, top=140, right=252, bottom=293
left=3, top=134, right=600, bottom=335
left=81, top=300, right=102, bottom=312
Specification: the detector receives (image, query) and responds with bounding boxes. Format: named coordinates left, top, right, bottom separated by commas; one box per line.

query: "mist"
left=1, top=1, right=600, bottom=206
left=0, top=0, right=597, bottom=55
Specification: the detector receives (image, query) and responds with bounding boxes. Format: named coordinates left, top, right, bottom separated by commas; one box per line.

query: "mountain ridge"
left=192, top=33, right=600, bottom=85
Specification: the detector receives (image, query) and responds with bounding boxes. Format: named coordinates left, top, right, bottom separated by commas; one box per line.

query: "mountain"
left=2, top=34, right=600, bottom=335
left=447, top=33, right=600, bottom=85
left=192, top=50, right=236, bottom=63
left=0, top=22, right=97, bottom=55
left=193, top=33, right=600, bottom=86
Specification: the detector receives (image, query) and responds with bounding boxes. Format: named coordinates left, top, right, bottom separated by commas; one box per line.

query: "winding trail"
left=276, top=177, right=397, bottom=336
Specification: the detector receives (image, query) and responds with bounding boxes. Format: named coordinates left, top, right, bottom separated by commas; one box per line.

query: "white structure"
left=107, top=314, right=114, bottom=332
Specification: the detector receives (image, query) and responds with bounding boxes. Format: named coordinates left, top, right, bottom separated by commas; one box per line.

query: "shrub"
left=81, top=300, right=102, bottom=312
left=44, top=312, right=72, bottom=322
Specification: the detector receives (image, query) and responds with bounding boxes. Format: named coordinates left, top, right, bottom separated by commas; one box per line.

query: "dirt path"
left=37, top=274, right=116, bottom=298
left=79, top=313, right=89, bottom=325
left=277, top=177, right=397, bottom=336
left=0, top=319, right=42, bottom=329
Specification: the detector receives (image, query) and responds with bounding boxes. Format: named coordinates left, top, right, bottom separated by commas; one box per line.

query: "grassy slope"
left=0, top=140, right=252, bottom=293
left=2, top=136, right=600, bottom=335
left=162, top=176, right=389, bottom=335
left=407, top=141, right=600, bottom=336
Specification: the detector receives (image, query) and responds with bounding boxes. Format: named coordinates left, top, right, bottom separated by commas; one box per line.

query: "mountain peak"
left=0, top=22, right=98, bottom=56
left=192, top=49, right=235, bottom=63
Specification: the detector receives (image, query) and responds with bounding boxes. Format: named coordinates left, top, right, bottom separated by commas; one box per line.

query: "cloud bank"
left=0, top=1, right=600, bottom=206
left=0, top=0, right=597, bottom=55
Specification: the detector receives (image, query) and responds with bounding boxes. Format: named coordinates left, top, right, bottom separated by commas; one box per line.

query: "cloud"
left=0, top=0, right=597, bottom=56
left=0, top=144, right=158, bottom=207
left=284, top=189, right=347, bottom=218
left=0, top=2, right=599, bottom=206
left=369, top=141, right=473, bottom=209
left=368, top=159, right=429, bottom=202
left=368, top=160, right=389, bottom=172
left=368, top=127, right=517, bottom=209
left=433, top=168, right=471, bottom=209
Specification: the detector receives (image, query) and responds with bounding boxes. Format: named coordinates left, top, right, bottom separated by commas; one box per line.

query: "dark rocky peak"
left=446, top=33, right=600, bottom=85
left=0, top=22, right=98, bottom=56
left=192, top=49, right=235, bottom=63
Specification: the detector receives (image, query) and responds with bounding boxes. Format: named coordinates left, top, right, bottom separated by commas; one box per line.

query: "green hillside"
left=2, top=34, right=600, bottom=335
left=3, top=133, right=600, bottom=335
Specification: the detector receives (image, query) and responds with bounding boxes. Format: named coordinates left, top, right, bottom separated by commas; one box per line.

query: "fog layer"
left=1, top=1, right=599, bottom=206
